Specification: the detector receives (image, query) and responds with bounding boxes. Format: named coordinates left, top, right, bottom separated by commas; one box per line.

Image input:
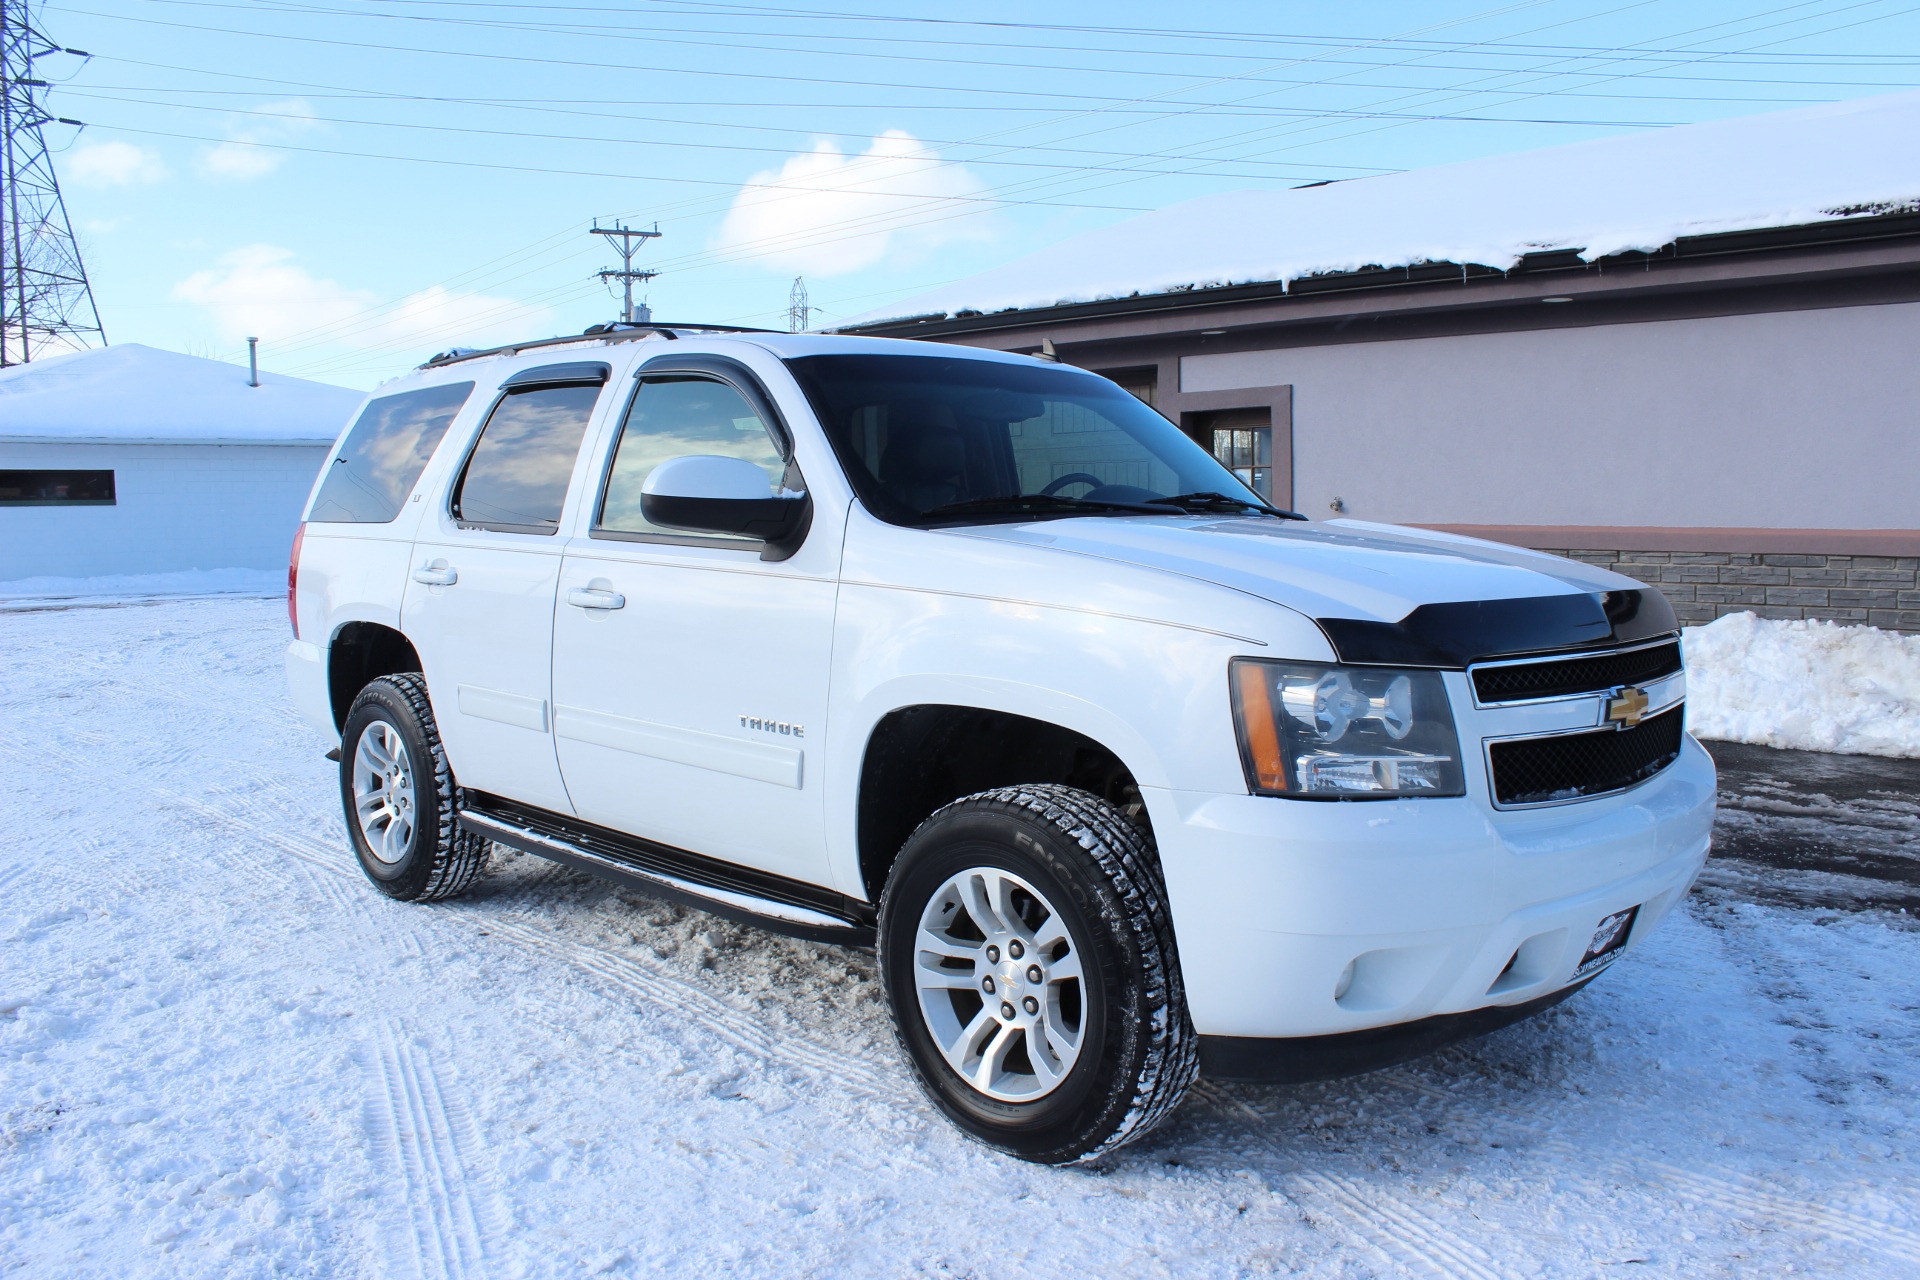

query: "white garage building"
left=0, top=344, right=361, bottom=584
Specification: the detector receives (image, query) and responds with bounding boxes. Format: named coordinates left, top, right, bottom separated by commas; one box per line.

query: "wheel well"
left=857, top=704, right=1145, bottom=901
left=328, top=622, right=423, bottom=729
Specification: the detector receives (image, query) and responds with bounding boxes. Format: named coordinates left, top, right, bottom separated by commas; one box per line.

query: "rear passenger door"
left=403, top=362, right=610, bottom=814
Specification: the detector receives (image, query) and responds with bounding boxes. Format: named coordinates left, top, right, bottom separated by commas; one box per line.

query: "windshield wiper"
left=1158, top=491, right=1309, bottom=521
left=919, top=493, right=1183, bottom=522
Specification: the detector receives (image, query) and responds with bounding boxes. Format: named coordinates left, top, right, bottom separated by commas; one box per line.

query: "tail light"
left=288, top=522, right=305, bottom=638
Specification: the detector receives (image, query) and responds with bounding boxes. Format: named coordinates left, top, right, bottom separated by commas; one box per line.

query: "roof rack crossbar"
left=420, top=321, right=784, bottom=370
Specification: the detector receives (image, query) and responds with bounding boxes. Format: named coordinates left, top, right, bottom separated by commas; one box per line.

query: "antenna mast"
left=0, top=0, right=103, bottom=365
left=591, top=221, right=661, bottom=324
left=787, top=276, right=812, bottom=333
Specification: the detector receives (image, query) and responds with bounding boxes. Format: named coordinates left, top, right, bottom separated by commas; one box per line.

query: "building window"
left=0, top=469, right=116, bottom=506
left=1188, top=408, right=1272, bottom=500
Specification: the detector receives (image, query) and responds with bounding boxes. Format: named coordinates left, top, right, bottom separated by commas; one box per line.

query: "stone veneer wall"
left=1537, top=550, right=1920, bottom=634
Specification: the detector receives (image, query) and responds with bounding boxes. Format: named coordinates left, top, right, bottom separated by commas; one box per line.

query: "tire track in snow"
left=1190, top=1082, right=1513, bottom=1280
left=471, top=912, right=916, bottom=1107
left=365, top=1021, right=496, bottom=1280
left=1524, top=1137, right=1920, bottom=1266
left=112, top=755, right=917, bottom=1107
left=0, top=736, right=431, bottom=962
left=1287, top=1170, right=1508, bottom=1280
left=1643, top=1159, right=1920, bottom=1264
left=6, top=717, right=921, bottom=1116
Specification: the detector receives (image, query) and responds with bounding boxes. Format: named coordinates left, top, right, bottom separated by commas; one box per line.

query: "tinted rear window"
left=451, top=383, right=602, bottom=533
left=309, top=382, right=474, bottom=523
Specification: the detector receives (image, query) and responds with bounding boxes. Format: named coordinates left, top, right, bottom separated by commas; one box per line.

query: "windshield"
left=784, top=353, right=1265, bottom=526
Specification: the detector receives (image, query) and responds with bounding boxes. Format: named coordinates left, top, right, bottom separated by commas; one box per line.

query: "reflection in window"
left=310, top=382, right=473, bottom=523
left=787, top=353, right=1258, bottom=527
left=452, top=383, right=601, bottom=533
left=598, top=376, right=787, bottom=539
left=1007, top=399, right=1182, bottom=496
left=0, top=469, right=115, bottom=505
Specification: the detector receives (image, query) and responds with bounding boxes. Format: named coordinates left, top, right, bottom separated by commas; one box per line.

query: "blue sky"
left=41, top=0, right=1920, bottom=388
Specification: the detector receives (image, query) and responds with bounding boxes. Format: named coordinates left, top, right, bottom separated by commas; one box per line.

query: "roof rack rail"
left=420, top=321, right=785, bottom=369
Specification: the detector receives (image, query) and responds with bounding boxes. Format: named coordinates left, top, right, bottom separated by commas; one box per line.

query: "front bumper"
left=1148, top=734, right=1716, bottom=1041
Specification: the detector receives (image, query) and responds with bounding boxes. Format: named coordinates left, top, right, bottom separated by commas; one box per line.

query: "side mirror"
left=641, top=455, right=811, bottom=559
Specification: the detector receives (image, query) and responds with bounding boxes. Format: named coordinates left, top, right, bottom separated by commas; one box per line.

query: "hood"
left=956, top=516, right=1676, bottom=665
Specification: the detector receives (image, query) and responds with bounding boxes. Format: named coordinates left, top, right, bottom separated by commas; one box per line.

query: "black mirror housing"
left=642, top=490, right=813, bottom=561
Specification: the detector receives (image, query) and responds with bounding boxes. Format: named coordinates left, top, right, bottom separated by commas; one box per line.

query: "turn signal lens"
left=1233, top=661, right=1287, bottom=792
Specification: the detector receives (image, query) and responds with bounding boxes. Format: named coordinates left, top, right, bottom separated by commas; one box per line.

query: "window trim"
left=586, top=356, right=802, bottom=551
left=447, top=378, right=606, bottom=537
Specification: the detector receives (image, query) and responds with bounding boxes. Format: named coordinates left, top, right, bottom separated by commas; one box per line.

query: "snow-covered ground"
left=4, top=598, right=1919, bottom=1279
left=1686, top=612, right=1920, bottom=758
left=0, top=568, right=284, bottom=609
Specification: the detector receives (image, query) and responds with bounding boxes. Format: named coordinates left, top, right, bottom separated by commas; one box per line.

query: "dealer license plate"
left=1575, top=906, right=1640, bottom=978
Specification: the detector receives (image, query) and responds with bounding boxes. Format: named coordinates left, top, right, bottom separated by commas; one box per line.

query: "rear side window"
left=309, top=382, right=473, bottom=523
left=451, top=383, right=602, bottom=534
left=597, top=376, right=788, bottom=540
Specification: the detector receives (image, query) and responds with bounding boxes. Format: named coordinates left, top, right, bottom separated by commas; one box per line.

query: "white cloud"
left=68, top=141, right=167, bottom=188
left=197, top=100, right=321, bottom=181
left=714, top=130, right=995, bottom=276
left=172, top=245, right=551, bottom=354
left=362, top=283, right=554, bottom=351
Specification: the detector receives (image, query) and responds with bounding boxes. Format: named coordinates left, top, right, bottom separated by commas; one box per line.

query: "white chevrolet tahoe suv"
left=286, top=323, right=1715, bottom=1165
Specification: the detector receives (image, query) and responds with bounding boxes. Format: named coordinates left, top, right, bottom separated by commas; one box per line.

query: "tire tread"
left=881, top=783, right=1198, bottom=1164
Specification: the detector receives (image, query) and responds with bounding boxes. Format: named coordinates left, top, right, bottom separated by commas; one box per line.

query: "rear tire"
left=339, top=672, right=489, bottom=902
left=877, top=784, right=1197, bottom=1164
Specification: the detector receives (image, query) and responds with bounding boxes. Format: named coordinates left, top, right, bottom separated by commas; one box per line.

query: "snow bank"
left=853, top=90, right=1920, bottom=325
left=0, top=567, right=285, bottom=606
left=1686, top=612, right=1920, bottom=757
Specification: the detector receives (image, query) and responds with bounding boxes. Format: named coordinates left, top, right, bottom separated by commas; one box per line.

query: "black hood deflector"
left=1317, top=589, right=1678, bottom=668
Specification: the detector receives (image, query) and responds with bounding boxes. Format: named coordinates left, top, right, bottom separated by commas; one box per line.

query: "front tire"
left=877, top=784, right=1197, bottom=1164
left=339, top=673, right=489, bottom=902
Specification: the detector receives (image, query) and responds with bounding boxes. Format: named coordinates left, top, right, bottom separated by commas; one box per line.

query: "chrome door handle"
left=566, top=586, right=626, bottom=610
left=412, top=565, right=458, bottom=586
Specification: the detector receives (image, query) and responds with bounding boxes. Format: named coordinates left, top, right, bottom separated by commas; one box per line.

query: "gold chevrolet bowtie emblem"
left=1604, top=685, right=1650, bottom=729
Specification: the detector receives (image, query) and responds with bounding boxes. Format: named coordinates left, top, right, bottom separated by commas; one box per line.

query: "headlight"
left=1230, top=659, right=1465, bottom=799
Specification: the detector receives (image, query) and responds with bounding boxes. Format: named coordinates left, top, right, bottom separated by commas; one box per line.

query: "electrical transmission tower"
left=0, top=0, right=102, bottom=365
left=591, top=221, right=660, bottom=324
left=787, top=277, right=812, bottom=333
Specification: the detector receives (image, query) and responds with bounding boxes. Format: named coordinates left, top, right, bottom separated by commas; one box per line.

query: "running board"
left=458, top=797, right=873, bottom=946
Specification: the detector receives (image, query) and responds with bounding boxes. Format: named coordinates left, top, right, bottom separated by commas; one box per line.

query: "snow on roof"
left=853, top=90, right=1920, bottom=326
left=0, top=343, right=362, bottom=445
